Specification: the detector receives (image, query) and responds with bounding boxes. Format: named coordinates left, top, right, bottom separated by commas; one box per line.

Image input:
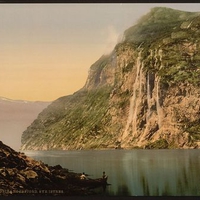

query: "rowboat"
left=77, top=177, right=109, bottom=188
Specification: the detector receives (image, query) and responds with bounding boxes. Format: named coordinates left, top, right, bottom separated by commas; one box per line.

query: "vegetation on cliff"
left=21, top=86, right=113, bottom=150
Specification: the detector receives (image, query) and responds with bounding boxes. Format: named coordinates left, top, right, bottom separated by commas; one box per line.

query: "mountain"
left=0, top=97, right=50, bottom=150
left=21, top=7, right=200, bottom=150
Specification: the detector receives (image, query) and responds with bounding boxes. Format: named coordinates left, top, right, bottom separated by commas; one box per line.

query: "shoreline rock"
left=0, top=141, right=106, bottom=196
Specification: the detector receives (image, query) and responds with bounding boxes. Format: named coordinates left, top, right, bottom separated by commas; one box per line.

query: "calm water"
left=24, top=149, right=200, bottom=196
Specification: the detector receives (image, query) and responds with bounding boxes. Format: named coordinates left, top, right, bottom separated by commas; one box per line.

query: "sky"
left=0, top=3, right=200, bottom=101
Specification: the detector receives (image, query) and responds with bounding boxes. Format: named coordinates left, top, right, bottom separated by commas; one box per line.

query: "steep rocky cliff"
left=21, top=7, right=200, bottom=150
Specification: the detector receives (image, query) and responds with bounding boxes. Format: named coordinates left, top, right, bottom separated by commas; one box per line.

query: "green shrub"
left=145, top=139, right=169, bottom=149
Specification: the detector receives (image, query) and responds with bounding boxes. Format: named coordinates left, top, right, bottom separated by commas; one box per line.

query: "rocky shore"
left=0, top=141, right=106, bottom=196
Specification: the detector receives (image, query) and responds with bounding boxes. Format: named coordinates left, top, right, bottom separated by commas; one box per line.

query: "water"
left=24, top=149, right=200, bottom=196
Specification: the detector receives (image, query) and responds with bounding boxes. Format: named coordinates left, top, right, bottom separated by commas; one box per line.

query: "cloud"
left=103, top=25, right=122, bottom=55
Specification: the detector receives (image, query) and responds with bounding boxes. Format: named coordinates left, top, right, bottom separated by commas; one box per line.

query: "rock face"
left=21, top=7, right=200, bottom=150
left=0, top=141, right=104, bottom=196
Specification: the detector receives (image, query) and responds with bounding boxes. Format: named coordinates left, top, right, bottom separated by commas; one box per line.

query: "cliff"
left=21, top=7, right=200, bottom=150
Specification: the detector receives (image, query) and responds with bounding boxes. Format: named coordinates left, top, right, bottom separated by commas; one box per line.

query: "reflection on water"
left=24, top=149, right=200, bottom=196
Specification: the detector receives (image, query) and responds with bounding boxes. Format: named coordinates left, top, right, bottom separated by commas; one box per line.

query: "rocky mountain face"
left=0, top=97, right=50, bottom=150
left=21, top=7, right=200, bottom=150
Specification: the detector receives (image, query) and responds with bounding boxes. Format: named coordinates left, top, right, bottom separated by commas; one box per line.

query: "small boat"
left=77, top=177, right=109, bottom=188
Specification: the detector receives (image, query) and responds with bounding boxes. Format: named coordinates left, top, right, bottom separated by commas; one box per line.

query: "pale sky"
left=0, top=3, right=200, bottom=101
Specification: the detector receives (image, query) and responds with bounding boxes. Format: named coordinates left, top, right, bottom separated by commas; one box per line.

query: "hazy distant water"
left=24, top=149, right=200, bottom=196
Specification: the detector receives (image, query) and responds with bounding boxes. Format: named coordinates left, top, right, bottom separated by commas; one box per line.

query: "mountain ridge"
left=0, top=96, right=51, bottom=104
left=21, top=7, right=200, bottom=150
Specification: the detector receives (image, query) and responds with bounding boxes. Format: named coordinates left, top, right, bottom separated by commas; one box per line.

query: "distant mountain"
left=21, top=7, right=200, bottom=150
left=0, top=97, right=50, bottom=150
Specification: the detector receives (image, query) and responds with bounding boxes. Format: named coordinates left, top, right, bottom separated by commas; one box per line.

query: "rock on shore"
left=0, top=141, right=100, bottom=196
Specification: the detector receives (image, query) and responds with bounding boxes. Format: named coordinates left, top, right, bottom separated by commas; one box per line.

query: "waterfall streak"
left=122, top=52, right=141, bottom=140
left=156, top=77, right=162, bottom=128
left=146, top=71, right=151, bottom=121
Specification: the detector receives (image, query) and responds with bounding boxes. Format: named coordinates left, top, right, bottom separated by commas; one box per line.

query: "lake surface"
left=24, top=149, right=200, bottom=196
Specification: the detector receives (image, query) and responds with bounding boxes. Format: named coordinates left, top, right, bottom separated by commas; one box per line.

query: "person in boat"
left=102, top=171, right=108, bottom=192
left=102, top=171, right=108, bottom=180
left=80, top=172, right=87, bottom=180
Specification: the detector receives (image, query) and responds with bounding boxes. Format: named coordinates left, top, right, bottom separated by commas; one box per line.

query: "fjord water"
left=24, top=149, right=200, bottom=196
